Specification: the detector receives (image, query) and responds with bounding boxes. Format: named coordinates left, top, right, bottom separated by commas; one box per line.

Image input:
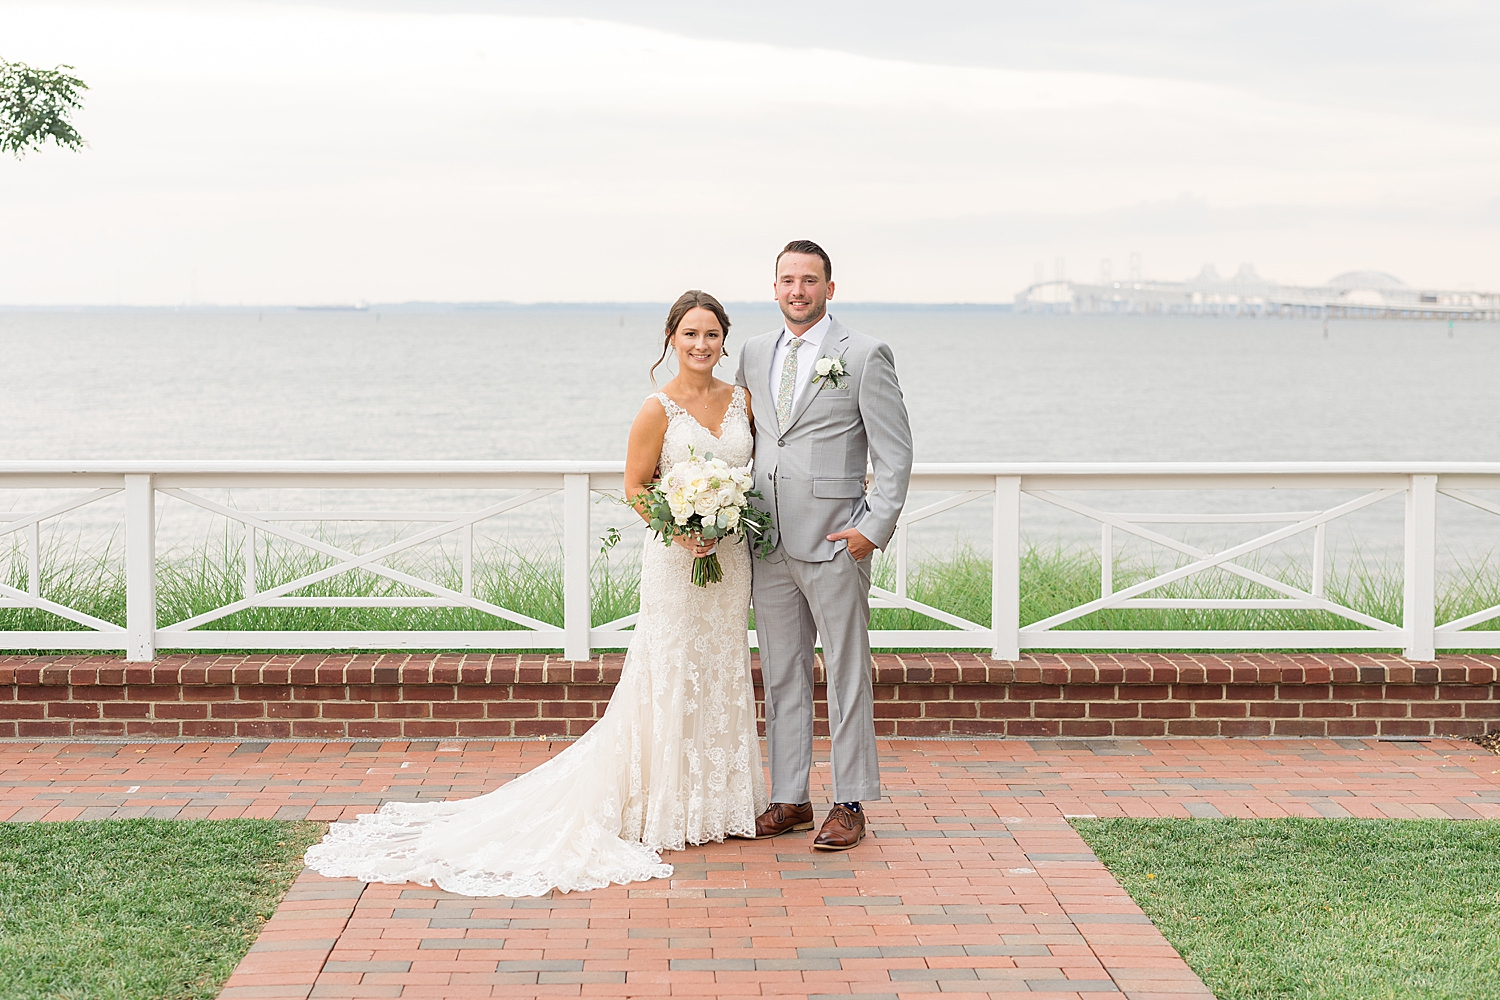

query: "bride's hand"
left=674, top=534, right=716, bottom=558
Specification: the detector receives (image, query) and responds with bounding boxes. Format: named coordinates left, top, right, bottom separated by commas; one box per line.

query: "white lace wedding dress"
left=304, top=386, right=767, bottom=897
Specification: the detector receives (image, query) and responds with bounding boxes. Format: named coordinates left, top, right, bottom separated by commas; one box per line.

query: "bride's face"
left=672, top=307, right=726, bottom=376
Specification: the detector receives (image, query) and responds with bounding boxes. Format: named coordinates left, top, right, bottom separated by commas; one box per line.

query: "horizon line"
left=0, top=301, right=1016, bottom=312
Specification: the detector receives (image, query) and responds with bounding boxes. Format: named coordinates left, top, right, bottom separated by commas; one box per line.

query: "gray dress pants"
left=752, top=546, right=881, bottom=804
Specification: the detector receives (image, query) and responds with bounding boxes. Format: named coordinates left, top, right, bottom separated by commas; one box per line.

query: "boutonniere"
left=811, top=353, right=850, bottom=389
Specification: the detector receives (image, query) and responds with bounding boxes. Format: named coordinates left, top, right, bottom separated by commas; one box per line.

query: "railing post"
left=461, top=523, right=474, bottom=597
left=895, top=522, right=908, bottom=600
left=124, top=474, right=157, bottom=662
left=1403, top=474, right=1437, bottom=661
left=242, top=525, right=257, bottom=599
left=1100, top=522, right=1112, bottom=598
left=27, top=522, right=40, bottom=598
left=562, top=473, right=592, bottom=661
left=1311, top=523, right=1326, bottom=598
left=991, top=476, right=1021, bottom=661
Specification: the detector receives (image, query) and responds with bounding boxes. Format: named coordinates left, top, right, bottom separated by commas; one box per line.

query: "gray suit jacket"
left=734, top=315, right=913, bottom=562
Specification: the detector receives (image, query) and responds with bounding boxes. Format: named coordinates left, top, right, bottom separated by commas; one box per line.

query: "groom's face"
left=774, top=253, right=834, bottom=329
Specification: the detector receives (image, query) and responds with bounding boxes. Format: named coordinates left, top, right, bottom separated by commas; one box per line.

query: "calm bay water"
left=3, top=305, right=1499, bottom=463
left=2, top=306, right=1499, bottom=567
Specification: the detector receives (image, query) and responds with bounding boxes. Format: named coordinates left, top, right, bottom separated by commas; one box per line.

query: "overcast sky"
left=3, top=0, right=1497, bottom=305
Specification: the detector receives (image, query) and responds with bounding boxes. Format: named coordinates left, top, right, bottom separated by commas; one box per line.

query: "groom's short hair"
left=777, top=240, right=832, bottom=282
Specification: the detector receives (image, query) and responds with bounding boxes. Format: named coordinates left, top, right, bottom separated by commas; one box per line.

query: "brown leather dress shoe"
left=753, top=802, right=815, bottom=839
left=812, top=804, right=866, bottom=851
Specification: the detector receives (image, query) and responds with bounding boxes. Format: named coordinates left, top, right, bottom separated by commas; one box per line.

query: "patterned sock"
left=838, top=801, right=862, bottom=813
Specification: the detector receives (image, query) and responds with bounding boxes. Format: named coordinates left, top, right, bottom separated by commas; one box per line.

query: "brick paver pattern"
left=4, top=735, right=1497, bottom=999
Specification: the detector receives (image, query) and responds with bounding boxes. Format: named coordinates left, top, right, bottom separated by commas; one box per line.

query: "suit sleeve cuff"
left=854, top=513, right=898, bottom=550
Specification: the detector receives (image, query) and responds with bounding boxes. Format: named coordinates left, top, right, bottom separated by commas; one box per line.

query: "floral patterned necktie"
left=777, top=336, right=802, bottom=431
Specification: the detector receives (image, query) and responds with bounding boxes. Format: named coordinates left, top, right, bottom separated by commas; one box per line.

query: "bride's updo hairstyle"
left=651, top=290, right=732, bottom=384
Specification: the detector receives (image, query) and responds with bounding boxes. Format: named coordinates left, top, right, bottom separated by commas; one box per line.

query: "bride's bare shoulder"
left=633, top=392, right=671, bottom=427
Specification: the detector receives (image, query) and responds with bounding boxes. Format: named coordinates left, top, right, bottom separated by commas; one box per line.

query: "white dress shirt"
left=769, top=312, right=832, bottom=416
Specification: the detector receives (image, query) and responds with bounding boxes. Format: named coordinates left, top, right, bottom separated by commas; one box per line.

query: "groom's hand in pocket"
left=827, top=528, right=876, bottom=561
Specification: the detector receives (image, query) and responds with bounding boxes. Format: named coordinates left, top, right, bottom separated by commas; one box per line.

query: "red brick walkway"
left=3, top=736, right=1497, bottom=999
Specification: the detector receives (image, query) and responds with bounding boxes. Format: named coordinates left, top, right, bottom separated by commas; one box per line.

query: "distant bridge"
left=1016, top=267, right=1500, bottom=320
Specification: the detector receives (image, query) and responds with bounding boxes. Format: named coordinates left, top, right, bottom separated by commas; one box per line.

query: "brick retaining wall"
left=3, top=652, right=1497, bottom=741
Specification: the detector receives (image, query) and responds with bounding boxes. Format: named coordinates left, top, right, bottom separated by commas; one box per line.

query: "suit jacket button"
left=778, top=440, right=787, bottom=447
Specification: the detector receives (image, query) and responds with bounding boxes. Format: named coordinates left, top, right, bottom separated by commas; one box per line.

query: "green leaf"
left=0, top=60, right=89, bottom=158
left=598, top=527, right=622, bottom=554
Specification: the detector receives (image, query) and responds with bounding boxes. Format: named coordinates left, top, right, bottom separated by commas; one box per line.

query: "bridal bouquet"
left=622, top=450, right=774, bottom=587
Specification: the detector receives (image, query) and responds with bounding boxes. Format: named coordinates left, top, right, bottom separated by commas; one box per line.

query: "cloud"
left=302, top=0, right=1500, bottom=123
left=0, top=1, right=1496, bottom=304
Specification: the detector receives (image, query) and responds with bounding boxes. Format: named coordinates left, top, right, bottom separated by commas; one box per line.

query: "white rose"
left=721, top=506, right=741, bottom=529
left=693, top=492, right=719, bottom=517
left=815, top=357, right=834, bottom=377
left=669, top=498, right=693, bottom=524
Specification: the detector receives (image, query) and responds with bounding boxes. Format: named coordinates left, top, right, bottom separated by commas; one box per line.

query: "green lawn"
left=0, top=819, right=323, bottom=1000
left=1072, top=818, right=1500, bottom=1000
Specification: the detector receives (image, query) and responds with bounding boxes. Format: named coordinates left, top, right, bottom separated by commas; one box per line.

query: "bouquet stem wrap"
left=691, top=551, right=723, bottom=588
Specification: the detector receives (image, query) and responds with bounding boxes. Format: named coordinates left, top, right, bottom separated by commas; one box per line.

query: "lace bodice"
left=654, top=386, right=752, bottom=472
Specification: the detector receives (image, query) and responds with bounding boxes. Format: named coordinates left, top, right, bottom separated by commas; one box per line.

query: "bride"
left=304, top=290, right=767, bottom=897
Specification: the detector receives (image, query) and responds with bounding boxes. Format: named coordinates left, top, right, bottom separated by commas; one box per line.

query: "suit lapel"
left=782, top=318, right=849, bottom=435
left=759, top=333, right=778, bottom=406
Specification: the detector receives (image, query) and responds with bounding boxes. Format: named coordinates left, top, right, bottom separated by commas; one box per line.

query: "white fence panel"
left=3, top=461, right=1500, bottom=661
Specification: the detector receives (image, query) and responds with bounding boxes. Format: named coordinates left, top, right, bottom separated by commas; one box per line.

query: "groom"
left=736, top=240, right=913, bottom=851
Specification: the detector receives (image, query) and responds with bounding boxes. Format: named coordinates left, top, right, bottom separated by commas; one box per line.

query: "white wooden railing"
left=3, top=462, right=1500, bottom=662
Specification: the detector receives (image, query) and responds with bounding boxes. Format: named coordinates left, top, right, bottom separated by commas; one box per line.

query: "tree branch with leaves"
left=1, top=59, right=88, bottom=158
